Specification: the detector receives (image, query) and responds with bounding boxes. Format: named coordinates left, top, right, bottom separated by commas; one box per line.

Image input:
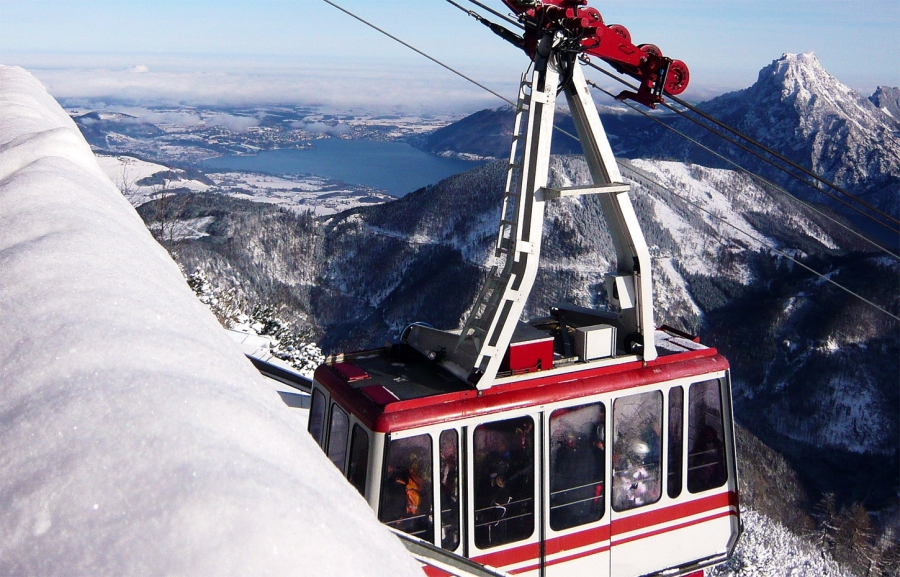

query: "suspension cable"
left=666, top=90, right=900, bottom=229
left=583, top=60, right=900, bottom=234
left=619, top=162, right=900, bottom=323
left=320, top=0, right=515, bottom=107
left=318, top=0, right=899, bottom=322
left=458, top=0, right=524, bottom=29
left=583, top=77, right=900, bottom=261
left=445, top=0, right=900, bottom=235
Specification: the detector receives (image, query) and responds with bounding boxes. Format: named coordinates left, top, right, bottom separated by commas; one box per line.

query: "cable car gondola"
left=308, top=2, right=740, bottom=575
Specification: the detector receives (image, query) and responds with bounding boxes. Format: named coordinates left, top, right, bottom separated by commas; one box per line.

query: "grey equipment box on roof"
left=575, top=324, right=617, bottom=361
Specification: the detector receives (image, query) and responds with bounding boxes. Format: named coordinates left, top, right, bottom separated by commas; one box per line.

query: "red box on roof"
left=501, top=322, right=554, bottom=374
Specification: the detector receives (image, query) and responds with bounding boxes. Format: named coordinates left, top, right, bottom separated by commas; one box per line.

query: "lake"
left=201, top=139, right=485, bottom=197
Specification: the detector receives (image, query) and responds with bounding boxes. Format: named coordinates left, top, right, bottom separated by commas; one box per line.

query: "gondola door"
left=543, top=400, right=611, bottom=577
left=467, top=412, right=542, bottom=575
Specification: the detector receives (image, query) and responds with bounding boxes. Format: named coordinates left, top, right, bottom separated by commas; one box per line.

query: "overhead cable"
left=320, top=0, right=514, bottom=107
left=666, top=90, right=900, bottom=229
left=619, top=162, right=900, bottom=323
left=583, top=60, right=900, bottom=234
left=456, top=0, right=524, bottom=29
left=319, top=0, right=899, bottom=322
left=583, top=77, right=900, bottom=261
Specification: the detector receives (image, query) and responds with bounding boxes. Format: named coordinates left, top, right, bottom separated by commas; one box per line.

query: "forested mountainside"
left=418, top=53, right=900, bottom=219
left=142, top=153, right=897, bottom=522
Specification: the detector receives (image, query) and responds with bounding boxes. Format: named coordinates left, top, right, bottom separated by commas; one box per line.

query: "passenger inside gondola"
left=612, top=392, right=663, bottom=511
left=379, top=436, right=434, bottom=540
left=474, top=417, right=535, bottom=548
left=549, top=403, right=606, bottom=530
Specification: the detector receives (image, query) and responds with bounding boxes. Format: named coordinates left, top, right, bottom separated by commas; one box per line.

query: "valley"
left=68, top=53, right=900, bottom=576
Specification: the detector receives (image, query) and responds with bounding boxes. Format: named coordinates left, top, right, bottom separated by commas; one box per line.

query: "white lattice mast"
left=406, top=37, right=658, bottom=389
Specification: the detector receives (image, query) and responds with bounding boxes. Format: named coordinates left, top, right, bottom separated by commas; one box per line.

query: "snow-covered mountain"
left=870, top=86, right=900, bottom=127
left=418, top=53, right=900, bottom=220
left=657, top=53, right=900, bottom=217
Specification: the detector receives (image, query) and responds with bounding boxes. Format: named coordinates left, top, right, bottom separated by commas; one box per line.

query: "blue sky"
left=1, top=0, right=897, bottom=112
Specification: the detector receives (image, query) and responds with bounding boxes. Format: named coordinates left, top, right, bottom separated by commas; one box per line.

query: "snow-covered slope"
left=95, top=153, right=211, bottom=205
left=709, top=508, right=845, bottom=577
left=869, top=86, right=900, bottom=127
left=0, top=65, right=422, bottom=576
left=668, top=53, right=900, bottom=217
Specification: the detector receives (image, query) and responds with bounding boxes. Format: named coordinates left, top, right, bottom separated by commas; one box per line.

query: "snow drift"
left=0, top=65, right=422, bottom=576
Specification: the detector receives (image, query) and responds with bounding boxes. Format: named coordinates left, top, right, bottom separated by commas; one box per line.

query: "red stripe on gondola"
left=421, top=565, right=454, bottom=576
left=545, top=542, right=609, bottom=567
left=315, top=351, right=728, bottom=434
left=613, top=510, right=735, bottom=546
left=544, top=524, right=610, bottom=556
left=468, top=492, right=736, bottom=572
left=471, top=542, right=541, bottom=571
left=376, top=355, right=728, bottom=432
left=611, top=491, right=738, bottom=536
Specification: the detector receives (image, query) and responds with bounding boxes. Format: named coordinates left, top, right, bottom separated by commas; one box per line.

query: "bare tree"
left=147, top=179, right=189, bottom=254
left=115, top=156, right=136, bottom=200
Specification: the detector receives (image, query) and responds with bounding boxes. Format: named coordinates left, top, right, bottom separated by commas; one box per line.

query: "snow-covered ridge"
left=0, top=65, right=422, bottom=576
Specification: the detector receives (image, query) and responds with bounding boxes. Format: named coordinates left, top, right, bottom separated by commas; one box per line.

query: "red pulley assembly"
left=500, top=0, right=690, bottom=106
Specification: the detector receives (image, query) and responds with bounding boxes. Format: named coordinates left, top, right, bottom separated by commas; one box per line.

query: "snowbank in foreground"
left=0, top=65, right=422, bottom=577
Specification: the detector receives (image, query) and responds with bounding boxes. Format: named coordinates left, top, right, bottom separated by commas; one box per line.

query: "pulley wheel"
left=608, top=24, right=631, bottom=43
left=639, top=44, right=662, bottom=58
left=665, top=60, right=690, bottom=95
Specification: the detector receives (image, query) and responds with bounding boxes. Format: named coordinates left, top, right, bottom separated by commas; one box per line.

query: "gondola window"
left=379, top=434, right=434, bottom=542
left=326, top=404, right=349, bottom=471
left=549, top=402, right=606, bottom=531
left=612, top=391, right=663, bottom=511
left=347, top=424, right=369, bottom=496
left=688, top=380, right=728, bottom=493
left=473, top=416, right=535, bottom=548
left=309, top=389, right=327, bottom=449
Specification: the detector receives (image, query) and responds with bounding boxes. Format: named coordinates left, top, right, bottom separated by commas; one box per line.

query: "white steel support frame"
left=467, top=48, right=559, bottom=386
left=562, top=63, right=657, bottom=364
left=408, top=46, right=657, bottom=389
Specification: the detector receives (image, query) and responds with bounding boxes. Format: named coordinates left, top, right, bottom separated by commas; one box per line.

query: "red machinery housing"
left=500, top=0, right=689, bottom=107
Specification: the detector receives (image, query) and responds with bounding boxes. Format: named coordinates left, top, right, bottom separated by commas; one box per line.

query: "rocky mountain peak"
left=753, top=52, right=865, bottom=116
left=870, top=85, right=900, bottom=125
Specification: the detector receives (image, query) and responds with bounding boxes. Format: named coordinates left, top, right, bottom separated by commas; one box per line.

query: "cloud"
left=137, top=111, right=203, bottom=125
left=205, top=113, right=259, bottom=132
left=20, top=57, right=512, bottom=114
left=293, top=121, right=351, bottom=135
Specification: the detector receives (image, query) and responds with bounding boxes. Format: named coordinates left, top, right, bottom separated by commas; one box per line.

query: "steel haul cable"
left=582, top=77, right=900, bottom=261
left=583, top=61, right=900, bottom=234
left=618, top=162, right=900, bottom=323
left=318, top=0, right=899, bottom=323
left=451, top=0, right=899, bottom=235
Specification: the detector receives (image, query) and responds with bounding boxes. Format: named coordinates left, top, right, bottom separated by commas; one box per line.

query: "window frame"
left=308, top=388, right=328, bottom=449
left=347, top=423, right=370, bottom=496
left=471, top=414, right=536, bottom=550
left=326, top=403, right=350, bottom=472
left=611, top=390, right=663, bottom=512
left=687, top=379, right=728, bottom=494
left=548, top=401, right=607, bottom=531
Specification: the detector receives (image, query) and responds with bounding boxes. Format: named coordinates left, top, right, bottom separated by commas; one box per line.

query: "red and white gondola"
left=307, top=2, right=740, bottom=575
